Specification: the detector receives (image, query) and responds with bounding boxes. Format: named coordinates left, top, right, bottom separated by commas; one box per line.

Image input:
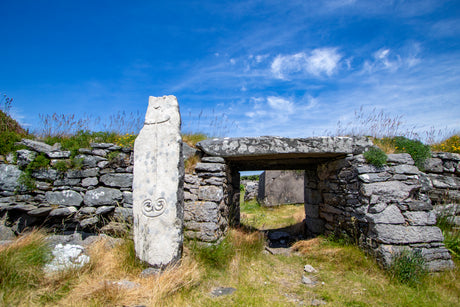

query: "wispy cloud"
left=271, top=48, right=342, bottom=80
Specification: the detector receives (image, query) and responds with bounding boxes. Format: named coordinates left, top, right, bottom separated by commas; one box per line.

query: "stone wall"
left=258, top=170, right=304, bottom=206
left=183, top=157, right=230, bottom=244
left=0, top=139, right=134, bottom=234
left=423, top=152, right=460, bottom=225
left=306, top=153, right=454, bottom=271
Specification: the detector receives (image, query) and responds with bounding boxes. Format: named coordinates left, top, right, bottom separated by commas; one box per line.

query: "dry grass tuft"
left=55, top=236, right=201, bottom=306
left=291, top=237, right=323, bottom=254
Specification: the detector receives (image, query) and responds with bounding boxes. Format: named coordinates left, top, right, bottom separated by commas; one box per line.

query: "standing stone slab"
left=133, top=96, right=184, bottom=268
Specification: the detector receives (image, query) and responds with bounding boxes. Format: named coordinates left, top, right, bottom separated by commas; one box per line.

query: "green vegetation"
left=431, top=134, right=460, bottom=153
left=394, top=136, right=431, bottom=169
left=363, top=147, right=388, bottom=167
left=389, top=249, right=427, bottom=287
left=241, top=174, right=260, bottom=181
left=436, top=209, right=460, bottom=259
left=0, top=232, right=51, bottom=305
left=182, top=133, right=207, bottom=147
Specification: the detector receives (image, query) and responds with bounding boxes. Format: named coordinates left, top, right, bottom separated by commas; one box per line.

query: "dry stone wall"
left=305, top=153, right=454, bottom=271
left=0, top=140, right=134, bottom=235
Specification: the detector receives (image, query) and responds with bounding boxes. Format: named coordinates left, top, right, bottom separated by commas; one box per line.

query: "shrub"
left=363, top=147, right=388, bottom=167
left=53, top=160, right=72, bottom=172
left=389, top=249, right=427, bottom=287
left=28, top=153, right=50, bottom=171
left=431, top=134, right=460, bottom=154
left=394, top=137, right=430, bottom=169
left=241, top=174, right=260, bottom=181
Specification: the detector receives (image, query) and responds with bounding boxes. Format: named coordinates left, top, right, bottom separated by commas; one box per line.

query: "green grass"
left=0, top=231, right=51, bottom=305
left=363, top=147, right=388, bottom=167
left=240, top=197, right=305, bottom=230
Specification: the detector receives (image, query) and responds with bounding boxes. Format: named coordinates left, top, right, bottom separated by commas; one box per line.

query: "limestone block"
left=18, top=138, right=60, bottom=153
left=0, top=164, right=22, bottom=191
left=84, top=187, right=122, bottom=206
left=386, top=153, right=414, bottom=165
left=195, top=162, right=225, bottom=172
left=391, top=165, right=420, bottom=175
left=358, top=172, right=392, bottom=183
left=31, top=169, right=58, bottom=181
left=366, top=205, right=405, bottom=224
left=95, top=205, right=115, bottom=215
left=201, top=156, right=225, bottom=163
left=16, top=149, right=37, bottom=168
left=403, top=211, right=437, bottom=226
left=47, top=151, right=71, bottom=159
left=122, top=191, right=133, bottom=205
left=75, top=154, right=106, bottom=168
left=82, top=177, right=98, bottom=187
left=46, top=190, right=83, bottom=207
left=199, top=185, right=223, bottom=202
left=100, top=173, right=133, bottom=188
left=424, top=158, right=443, bottom=173
left=184, top=201, right=218, bottom=222
left=80, top=216, right=99, bottom=228
left=133, top=95, right=184, bottom=268
left=49, top=206, right=77, bottom=217
left=362, top=181, right=418, bottom=203
left=371, top=224, right=444, bottom=244
left=28, top=207, right=53, bottom=217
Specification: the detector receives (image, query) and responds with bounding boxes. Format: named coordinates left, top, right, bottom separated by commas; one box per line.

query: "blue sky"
left=1, top=0, right=459, bottom=141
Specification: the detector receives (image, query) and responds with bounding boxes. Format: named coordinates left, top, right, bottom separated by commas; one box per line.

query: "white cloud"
left=267, top=96, right=294, bottom=113
left=271, top=48, right=342, bottom=79
left=307, top=48, right=342, bottom=76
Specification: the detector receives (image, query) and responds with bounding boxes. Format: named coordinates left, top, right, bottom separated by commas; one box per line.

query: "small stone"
left=95, top=206, right=115, bottom=215
left=210, top=287, right=236, bottom=297
left=304, top=264, right=318, bottom=273
left=80, top=216, right=99, bottom=228
left=301, top=275, right=318, bottom=287
left=140, top=267, right=161, bottom=277
left=81, top=177, right=98, bottom=187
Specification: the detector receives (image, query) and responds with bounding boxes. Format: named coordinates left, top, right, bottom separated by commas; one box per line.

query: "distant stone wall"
left=258, top=170, right=304, bottom=206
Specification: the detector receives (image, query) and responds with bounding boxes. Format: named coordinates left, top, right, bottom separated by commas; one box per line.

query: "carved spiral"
left=142, top=198, right=166, bottom=217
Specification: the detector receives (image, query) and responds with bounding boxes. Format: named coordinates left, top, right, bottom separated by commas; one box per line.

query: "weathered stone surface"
left=28, top=207, right=53, bottom=216
left=184, top=222, right=219, bottom=241
left=403, top=211, right=437, bottom=226
left=258, top=170, right=304, bottom=206
left=80, top=216, right=99, bottom=228
left=428, top=174, right=460, bottom=189
left=184, top=201, right=218, bottom=222
left=386, top=153, right=414, bottom=165
left=47, top=151, right=71, bottom=158
left=46, top=190, right=83, bottom=207
left=362, top=181, right=417, bottom=203
left=122, top=191, right=133, bottom=206
left=49, top=207, right=78, bottom=217
left=32, top=169, right=59, bottom=181
left=114, top=207, right=133, bottom=222
left=84, top=187, right=122, bottom=206
left=358, top=172, right=392, bottom=183
left=424, top=158, right=443, bottom=173
left=195, top=162, right=225, bottom=172
left=100, top=173, right=133, bottom=188
left=197, top=136, right=373, bottom=157
left=75, top=155, right=106, bottom=168
left=95, top=205, right=115, bottom=215
left=366, top=205, right=405, bottom=224
left=16, top=149, right=37, bottom=168
left=0, top=225, right=15, bottom=240
left=54, top=178, right=80, bottom=186
left=432, top=152, right=460, bottom=161
left=201, top=156, right=225, bottom=163
left=198, top=185, right=223, bottom=202
left=133, top=95, right=184, bottom=268
left=391, top=165, right=420, bottom=174
left=81, top=177, right=98, bottom=187
left=371, top=224, right=444, bottom=244
left=18, top=139, right=60, bottom=153
left=79, top=207, right=96, bottom=215
left=182, top=142, right=200, bottom=160
left=92, top=149, right=107, bottom=157
left=0, top=164, right=21, bottom=191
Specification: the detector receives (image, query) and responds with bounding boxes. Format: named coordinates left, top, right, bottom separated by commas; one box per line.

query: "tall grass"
left=0, top=231, right=51, bottom=305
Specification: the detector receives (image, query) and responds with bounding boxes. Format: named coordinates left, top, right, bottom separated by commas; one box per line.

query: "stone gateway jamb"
left=133, top=96, right=184, bottom=268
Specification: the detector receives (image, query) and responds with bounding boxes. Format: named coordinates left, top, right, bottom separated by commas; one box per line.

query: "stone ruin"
left=0, top=95, right=458, bottom=271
